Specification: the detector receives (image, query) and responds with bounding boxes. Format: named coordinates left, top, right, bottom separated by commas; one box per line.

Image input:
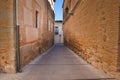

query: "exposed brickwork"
left=63, top=0, right=120, bottom=79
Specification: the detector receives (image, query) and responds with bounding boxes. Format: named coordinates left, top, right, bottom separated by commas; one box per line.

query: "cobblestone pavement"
left=0, top=44, right=115, bottom=80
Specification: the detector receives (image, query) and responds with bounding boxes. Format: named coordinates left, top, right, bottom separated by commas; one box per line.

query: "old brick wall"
left=18, top=0, right=54, bottom=68
left=0, top=0, right=16, bottom=73
left=63, top=0, right=120, bottom=78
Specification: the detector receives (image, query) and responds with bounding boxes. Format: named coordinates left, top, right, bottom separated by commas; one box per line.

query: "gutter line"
left=15, top=0, right=21, bottom=72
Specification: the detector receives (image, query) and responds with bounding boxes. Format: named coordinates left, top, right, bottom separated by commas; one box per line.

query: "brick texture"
left=63, top=0, right=120, bottom=79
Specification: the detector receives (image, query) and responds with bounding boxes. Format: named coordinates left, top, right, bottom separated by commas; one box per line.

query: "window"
left=54, top=26, right=59, bottom=35
left=48, top=21, right=51, bottom=31
left=35, top=11, right=39, bottom=28
left=51, top=23, right=53, bottom=32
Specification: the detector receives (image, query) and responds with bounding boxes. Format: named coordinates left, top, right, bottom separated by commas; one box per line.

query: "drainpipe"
left=15, top=0, right=21, bottom=72
left=47, top=0, right=48, bottom=30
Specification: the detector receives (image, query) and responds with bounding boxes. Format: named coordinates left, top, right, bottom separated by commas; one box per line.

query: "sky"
left=54, top=0, right=64, bottom=20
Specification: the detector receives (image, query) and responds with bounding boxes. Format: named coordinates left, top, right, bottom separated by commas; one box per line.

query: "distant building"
left=0, top=0, right=55, bottom=73
left=54, top=20, right=63, bottom=44
left=48, top=0, right=56, bottom=10
left=63, top=0, right=120, bottom=79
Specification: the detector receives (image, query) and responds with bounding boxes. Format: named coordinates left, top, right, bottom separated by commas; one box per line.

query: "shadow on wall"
left=117, top=7, right=120, bottom=80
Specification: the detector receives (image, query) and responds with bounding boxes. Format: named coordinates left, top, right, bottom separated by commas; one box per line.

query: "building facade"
left=54, top=20, right=63, bottom=44
left=0, top=0, right=55, bottom=73
left=63, top=0, right=120, bottom=79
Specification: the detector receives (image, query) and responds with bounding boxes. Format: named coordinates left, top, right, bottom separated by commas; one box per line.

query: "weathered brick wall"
left=63, top=0, right=120, bottom=78
left=0, top=0, right=16, bottom=73
left=18, top=0, right=54, bottom=68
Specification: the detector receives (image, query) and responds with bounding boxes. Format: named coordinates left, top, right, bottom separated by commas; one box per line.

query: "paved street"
left=0, top=44, right=114, bottom=80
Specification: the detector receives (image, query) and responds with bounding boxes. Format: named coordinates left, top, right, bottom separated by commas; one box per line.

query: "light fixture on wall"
left=65, top=7, right=69, bottom=13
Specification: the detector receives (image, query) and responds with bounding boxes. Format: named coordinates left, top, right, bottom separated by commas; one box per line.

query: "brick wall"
left=63, top=0, right=120, bottom=79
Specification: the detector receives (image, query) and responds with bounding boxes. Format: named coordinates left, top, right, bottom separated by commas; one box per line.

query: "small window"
left=35, top=11, right=39, bottom=28
left=54, top=26, right=59, bottom=35
left=48, top=21, right=51, bottom=31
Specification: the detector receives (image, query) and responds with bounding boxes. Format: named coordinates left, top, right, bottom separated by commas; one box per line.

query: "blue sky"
left=54, top=0, right=64, bottom=20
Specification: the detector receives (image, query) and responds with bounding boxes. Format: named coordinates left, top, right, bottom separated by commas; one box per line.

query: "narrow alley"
left=0, top=0, right=120, bottom=80
left=0, top=44, right=114, bottom=80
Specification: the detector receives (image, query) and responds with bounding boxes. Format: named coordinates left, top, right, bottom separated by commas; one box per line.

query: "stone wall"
left=0, top=0, right=16, bottom=73
left=0, top=0, right=54, bottom=73
left=63, top=0, right=120, bottom=79
left=18, top=0, right=54, bottom=68
left=54, top=21, right=63, bottom=43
